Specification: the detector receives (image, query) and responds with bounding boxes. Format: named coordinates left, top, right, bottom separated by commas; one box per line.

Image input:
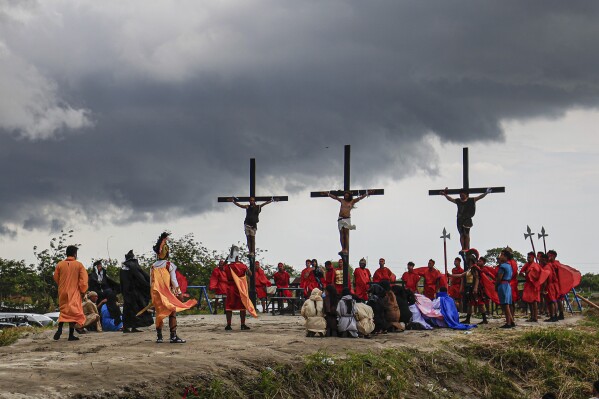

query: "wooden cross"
left=217, top=158, right=288, bottom=306
left=310, top=145, right=384, bottom=287
left=428, top=147, right=506, bottom=195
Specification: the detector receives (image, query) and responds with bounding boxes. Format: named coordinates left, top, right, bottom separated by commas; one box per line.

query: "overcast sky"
left=1, top=1, right=598, bottom=276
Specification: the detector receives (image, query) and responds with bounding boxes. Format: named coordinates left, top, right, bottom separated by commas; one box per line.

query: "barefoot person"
left=229, top=197, right=273, bottom=257
left=441, top=188, right=491, bottom=251
left=326, top=190, right=372, bottom=256
left=53, top=245, right=88, bottom=341
left=151, top=232, right=197, bottom=343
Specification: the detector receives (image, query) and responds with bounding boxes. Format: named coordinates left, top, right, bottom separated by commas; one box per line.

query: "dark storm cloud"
left=1, top=1, right=599, bottom=235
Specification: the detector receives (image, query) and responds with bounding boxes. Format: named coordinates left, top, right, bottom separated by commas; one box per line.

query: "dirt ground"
left=0, top=313, right=582, bottom=398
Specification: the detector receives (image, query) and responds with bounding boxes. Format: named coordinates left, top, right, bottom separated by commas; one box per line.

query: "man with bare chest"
left=326, top=191, right=372, bottom=256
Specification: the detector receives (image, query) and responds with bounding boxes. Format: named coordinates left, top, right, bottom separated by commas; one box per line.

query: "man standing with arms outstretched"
left=326, top=191, right=372, bottom=256
left=230, top=197, right=273, bottom=257
left=53, top=245, right=88, bottom=341
left=441, top=188, right=491, bottom=251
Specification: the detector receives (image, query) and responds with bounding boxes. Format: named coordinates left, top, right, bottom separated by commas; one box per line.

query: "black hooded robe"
left=120, top=258, right=153, bottom=328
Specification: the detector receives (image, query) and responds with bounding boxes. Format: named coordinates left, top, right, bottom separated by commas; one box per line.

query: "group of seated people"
left=78, top=290, right=124, bottom=333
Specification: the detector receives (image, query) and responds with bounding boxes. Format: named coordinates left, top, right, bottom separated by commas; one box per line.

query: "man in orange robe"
left=448, top=257, right=464, bottom=304
left=401, top=262, right=421, bottom=293
left=353, top=258, right=371, bottom=301
left=224, top=248, right=256, bottom=330
left=373, top=258, right=394, bottom=283
left=254, top=261, right=271, bottom=313
left=208, top=260, right=228, bottom=314
left=53, top=245, right=88, bottom=341
left=422, top=259, right=441, bottom=300
left=151, top=232, right=198, bottom=343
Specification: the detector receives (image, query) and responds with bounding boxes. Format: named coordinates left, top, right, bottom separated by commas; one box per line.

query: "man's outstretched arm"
left=473, top=188, right=492, bottom=202
left=229, top=198, right=248, bottom=209
left=442, top=187, right=457, bottom=204
left=325, top=192, right=341, bottom=202
left=259, top=199, right=274, bottom=209
left=352, top=190, right=372, bottom=205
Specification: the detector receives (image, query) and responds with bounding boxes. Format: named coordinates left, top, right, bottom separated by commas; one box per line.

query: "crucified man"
left=325, top=190, right=372, bottom=256
left=442, top=187, right=491, bottom=252
left=229, top=197, right=273, bottom=256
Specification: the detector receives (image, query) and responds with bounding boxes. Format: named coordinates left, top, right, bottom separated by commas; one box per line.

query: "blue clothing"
left=436, top=292, right=477, bottom=330
left=100, top=304, right=123, bottom=331
left=497, top=263, right=513, bottom=305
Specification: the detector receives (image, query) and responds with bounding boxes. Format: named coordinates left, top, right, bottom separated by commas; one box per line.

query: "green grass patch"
left=0, top=328, right=22, bottom=346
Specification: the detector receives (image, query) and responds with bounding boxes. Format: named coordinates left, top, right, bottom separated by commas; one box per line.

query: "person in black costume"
left=88, top=260, right=119, bottom=301
left=120, top=250, right=153, bottom=333
left=391, top=285, right=413, bottom=325
left=367, top=283, right=388, bottom=334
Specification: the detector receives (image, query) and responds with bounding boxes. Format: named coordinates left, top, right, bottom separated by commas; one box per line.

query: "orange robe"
left=150, top=263, right=197, bottom=328
left=353, top=267, right=371, bottom=301
left=53, top=257, right=88, bottom=326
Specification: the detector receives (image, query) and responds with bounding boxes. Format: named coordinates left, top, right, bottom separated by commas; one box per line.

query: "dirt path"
left=0, top=313, right=582, bottom=398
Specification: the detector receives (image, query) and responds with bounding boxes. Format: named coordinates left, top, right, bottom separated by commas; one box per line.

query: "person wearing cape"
left=254, top=261, right=271, bottom=313
left=401, top=262, right=421, bottom=293
left=372, top=258, right=394, bottom=283
left=353, top=258, right=371, bottom=301
left=224, top=246, right=257, bottom=331
left=547, top=249, right=582, bottom=320
left=520, top=251, right=550, bottom=323
left=151, top=232, right=197, bottom=343
left=448, top=257, right=464, bottom=307
left=120, top=250, right=153, bottom=332
left=209, top=260, right=228, bottom=314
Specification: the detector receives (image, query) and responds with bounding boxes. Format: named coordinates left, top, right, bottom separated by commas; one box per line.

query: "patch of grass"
left=0, top=328, right=22, bottom=346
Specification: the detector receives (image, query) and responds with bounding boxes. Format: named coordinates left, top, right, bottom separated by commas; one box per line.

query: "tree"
left=0, top=258, right=44, bottom=307
left=482, top=247, right=526, bottom=266
left=33, top=230, right=79, bottom=300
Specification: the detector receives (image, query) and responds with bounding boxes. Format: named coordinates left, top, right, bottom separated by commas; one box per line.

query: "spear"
left=538, top=226, right=548, bottom=254
left=440, top=228, right=451, bottom=275
left=524, top=225, right=538, bottom=262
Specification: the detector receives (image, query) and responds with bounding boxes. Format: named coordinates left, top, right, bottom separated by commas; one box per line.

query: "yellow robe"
left=150, top=264, right=197, bottom=328
left=53, top=257, right=88, bottom=326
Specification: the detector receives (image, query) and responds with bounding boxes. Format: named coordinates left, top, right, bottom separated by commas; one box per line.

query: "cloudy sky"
left=1, top=1, right=598, bottom=276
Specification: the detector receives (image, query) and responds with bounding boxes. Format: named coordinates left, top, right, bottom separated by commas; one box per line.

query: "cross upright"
left=310, top=145, right=384, bottom=288
left=429, top=147, right=505, bottom=251
left=218, top=158, right=288, bottom=306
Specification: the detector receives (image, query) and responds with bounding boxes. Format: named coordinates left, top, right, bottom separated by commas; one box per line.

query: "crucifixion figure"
left=218, top=158, right=288, bottom=305
left=429, top=147, right=505, bottom=252
left=310, top=145, right=384, bottom=287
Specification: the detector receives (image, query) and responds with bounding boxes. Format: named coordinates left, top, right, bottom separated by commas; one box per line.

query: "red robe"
left=255, top=267, right=271, bottom=299
left=448, top=266, right=464, bottom=299
left=508, top=259, right=519, bottom=303
left=520, top=261, right=549, bottom=303
left=225, top=262, right=249, bottom=311
left=553, top=260, right=582, bottom=296
left=479, top=266, right=500, bottom=305
left=353, top=267, right=371, bottom=301
left=273, top=270, right=292, bottom=298
left=543, top=263, right=559, bottom=302
left=208, top=266, right=228, bottom=295
left=300, top=267, right=314, bottom=297
left=401, top=271, right=421, bottom=292
left=421, top=268, right=442, bottom=300
left=372, top=267, right=394, bottom=283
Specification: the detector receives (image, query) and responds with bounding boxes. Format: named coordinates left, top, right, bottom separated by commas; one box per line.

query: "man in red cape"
left=224, top=248, right=256, bottom=331
left=421, top=259, right=442, bottom=300
left=353, top=258, right=371, bottom=301
left=273, top=262, right=292, bottom=298
left=299, top=259, right=314, bottom=297
left=519, top=251, right=549, bottom=322
left=448, top=257, right=464, bottom=306
left=548, top=249, right=581, bottom=320
left=373, top=258, right=394, bottom=283
left=208, top=260, right=228, bottom=314
left=401, top=262, right=421, bottom=293
left=254, top=261, right=272, bottom=312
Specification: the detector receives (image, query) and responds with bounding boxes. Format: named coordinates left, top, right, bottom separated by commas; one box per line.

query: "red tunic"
left=300, top=267, right=312, bottom=297
left=208, top=266, right=228, bottom=295
left=521, top=261, right=543, bottom=303
left=448, top=266, right=464, bottom=299
left=353, top=267, right=371, bottom=301
left=255, top=267, right=271, bottom=299
left=401, top=271, right=421, bottom=292
left=273, top=270, right=292, bottom=298
left=543, top=263, right=559, bottom=302
left=224, top=262, right=249, bottom=311
left=508, top=259, right=519, bottom=303
left=422, top=268, right=441, bottom=300
left=372, top=267, right=393, bottom=283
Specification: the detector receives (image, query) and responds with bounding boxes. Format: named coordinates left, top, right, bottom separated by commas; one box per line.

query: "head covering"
left=87, top=291, right=98, bottom=298
left=309, top=288, right=323, bottom=301
left=93, top=260, right=102, bottom=267
left=227, top=245, right=240, bottom=263
left=341, top=287, right=352, bottom=297
left=125, top=250, right=135, bottom=260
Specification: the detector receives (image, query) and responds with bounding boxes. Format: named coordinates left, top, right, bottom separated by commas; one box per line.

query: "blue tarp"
left=436, top=292, right=477, bottom=330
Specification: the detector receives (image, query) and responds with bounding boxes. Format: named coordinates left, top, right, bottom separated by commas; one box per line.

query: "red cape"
left=554, top=261, right=581, bottom=296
